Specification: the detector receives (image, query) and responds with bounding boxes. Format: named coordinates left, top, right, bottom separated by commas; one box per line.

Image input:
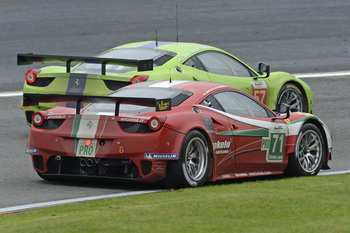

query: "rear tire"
left=285, top=123, right=325, bottom=176
left=163, top=130, right=211, bottom=188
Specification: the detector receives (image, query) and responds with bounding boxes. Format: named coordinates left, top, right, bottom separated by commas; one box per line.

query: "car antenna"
left=169, top=68, right=172, bottom=83
left=176, top=5, right=179, bottom=43
left=155, top=29, right=158, bottom=47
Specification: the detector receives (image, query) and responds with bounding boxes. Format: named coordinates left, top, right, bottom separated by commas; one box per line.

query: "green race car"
left=18, top=41, right=313, bottom=124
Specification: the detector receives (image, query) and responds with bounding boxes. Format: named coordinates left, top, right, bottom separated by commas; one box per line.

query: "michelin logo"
left=25, top=148, right=38, bottom=154
left=144, top=153, right=179, bottom=160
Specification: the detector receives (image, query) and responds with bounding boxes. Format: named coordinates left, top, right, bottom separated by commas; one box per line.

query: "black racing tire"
left=277, top=83, right=307, bottom=112
left=163, top=130, right=211, bottom=188
left=285, top=123, right=326, bottom=176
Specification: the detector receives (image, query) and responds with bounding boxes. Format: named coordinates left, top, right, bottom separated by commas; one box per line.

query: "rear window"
left=84, top=87, right=192, bottom=115
left=74, top=48, right=175, bottom=74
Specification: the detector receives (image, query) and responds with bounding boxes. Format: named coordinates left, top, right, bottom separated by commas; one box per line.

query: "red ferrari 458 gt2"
left=24, top=81, right=332, bottom=188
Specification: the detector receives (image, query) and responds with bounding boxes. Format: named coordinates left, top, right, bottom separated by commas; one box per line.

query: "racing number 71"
left=269, top=133, right=285, bottom=157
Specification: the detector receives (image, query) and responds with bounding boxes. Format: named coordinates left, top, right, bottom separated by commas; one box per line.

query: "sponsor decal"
left=202, top=85, right=226, bottom=96
left=25, top=147, right=38, bottom=154
left=213, top=140, right=231, bottom=150
left=47, top=115, right=66, bottom=119
left=119, top=117, right=146, bottom=123
left=153, top=162, right=167, bottom=173
left=177, top=46, right=209, bottom=62
left=222, top=171, right=273, bottom=179
left=156, top=99, right=171, bottom=111
left=262, top=132, right=286, bottom=162
left=215, top=150, right=229, bottom=155
left=144, top=153, right=179, bottom=160
left=251, top=81, right=268, bottom=104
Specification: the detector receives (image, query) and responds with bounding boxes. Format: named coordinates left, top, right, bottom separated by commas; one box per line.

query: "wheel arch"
left=287, top=80, right=310, bottom=113
left=301, top=119, right=330, bottom=169
left=266, top=73, right=313, bottom=113
left=185, top=127, right=214, bottom=179
left=189, top=127, right=214, bottom=156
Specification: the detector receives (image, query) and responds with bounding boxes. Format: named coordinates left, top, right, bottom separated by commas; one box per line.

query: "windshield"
left=74, top=48, right=175, bottom=74
left=84, top=87, right=192, bottom=115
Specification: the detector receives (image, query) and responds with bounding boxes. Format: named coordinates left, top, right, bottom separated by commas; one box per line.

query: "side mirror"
left=273, top=103, right=290, bottom=120
left=258, top=63, right=270, bottom=78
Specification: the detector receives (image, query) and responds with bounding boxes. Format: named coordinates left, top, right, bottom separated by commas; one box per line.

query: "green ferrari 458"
left=18, top=41, right=313, bottom=124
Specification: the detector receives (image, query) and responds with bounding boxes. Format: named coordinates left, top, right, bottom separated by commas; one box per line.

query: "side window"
left=200, top=95, right=223, bottom=111
left=213, top=91, right=270, bottom=118
left=197, top=51, right=252, bottom=77
left=183, top=56, right=206, bottom=71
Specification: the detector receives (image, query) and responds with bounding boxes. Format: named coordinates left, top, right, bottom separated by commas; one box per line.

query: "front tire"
left=163, top=130, right=211, bottom=188
left=277, top=83, right=306, bottom=112
left=285, top=123, right=325, bottom=176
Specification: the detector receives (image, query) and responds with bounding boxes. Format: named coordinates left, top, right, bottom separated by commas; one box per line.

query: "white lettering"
left=213, top=140, right=231, bottom=149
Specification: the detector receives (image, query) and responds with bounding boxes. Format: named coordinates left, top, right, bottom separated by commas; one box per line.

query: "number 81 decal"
left=261, top=133, right=286, bottom=162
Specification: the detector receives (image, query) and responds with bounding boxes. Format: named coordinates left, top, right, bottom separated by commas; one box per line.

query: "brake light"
left=85, top=139, right=92, bottom=146
left=25, top=69, right=40, bottom=84
left=32, top=112, right=45, bottom=126
left=148, top=116, right=166, bottom=131
left=131, top=75, right=149, bottom=84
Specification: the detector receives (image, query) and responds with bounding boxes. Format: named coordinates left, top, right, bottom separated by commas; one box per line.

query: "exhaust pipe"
left=80, top=158, right=100, bottom=167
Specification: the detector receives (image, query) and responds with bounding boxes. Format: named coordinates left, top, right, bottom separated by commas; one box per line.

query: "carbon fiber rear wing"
left=23, top=94, right=171, bottom=116
left=17, top=53, right=153, bottom=74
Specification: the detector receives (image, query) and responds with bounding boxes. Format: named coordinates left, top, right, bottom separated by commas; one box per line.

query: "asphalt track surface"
left=0, top=0, right=349, bottom=209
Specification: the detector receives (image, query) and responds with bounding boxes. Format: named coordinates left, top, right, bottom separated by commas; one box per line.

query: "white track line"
left=294, top=71, right=350, bottom=78
left=1, top=169, right=350, bottom=214
left=0, top=190, right=165, bottom=214
left=318, top=170, right=350, bottom=176
left=0, top=91, right=22, bottom=97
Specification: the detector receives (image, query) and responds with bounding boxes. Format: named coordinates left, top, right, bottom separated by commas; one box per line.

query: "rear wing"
left=17, top=53, right=153, bottom=75
left=23, top=94, right=171, bottom=116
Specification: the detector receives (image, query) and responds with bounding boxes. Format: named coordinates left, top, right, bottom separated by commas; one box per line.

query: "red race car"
left=24, top=81, right=332, bottom=188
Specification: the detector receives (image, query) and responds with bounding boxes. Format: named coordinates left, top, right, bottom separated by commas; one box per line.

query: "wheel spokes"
left=297, top=130, right=322, bottom=173
left=279, top=89, right=303, bottom=112
left=185, top=137, right=208, bottom=181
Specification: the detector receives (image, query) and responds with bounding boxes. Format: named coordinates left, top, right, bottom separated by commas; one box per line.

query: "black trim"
left=23, top=93, right=172, bottom=115
left=17, top=53, right=153, bottom=74
left=103, top=80, right=130, bottom=90
left=34, top=119, right=65, bottom=130
left=28, top=77, right=55, bottom=87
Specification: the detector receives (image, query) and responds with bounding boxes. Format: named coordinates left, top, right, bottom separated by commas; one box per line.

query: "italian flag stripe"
left=71, top=115, right=83, bottom=138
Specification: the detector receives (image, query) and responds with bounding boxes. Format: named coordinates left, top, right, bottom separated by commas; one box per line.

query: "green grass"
left=1, top=174, right=350, bottom=233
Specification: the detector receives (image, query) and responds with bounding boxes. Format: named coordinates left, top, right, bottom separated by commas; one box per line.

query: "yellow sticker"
left=156, top=99, right=171, bottom=111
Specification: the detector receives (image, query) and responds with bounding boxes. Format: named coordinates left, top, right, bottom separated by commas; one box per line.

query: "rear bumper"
left=28, top=126, right=185, bottom=183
